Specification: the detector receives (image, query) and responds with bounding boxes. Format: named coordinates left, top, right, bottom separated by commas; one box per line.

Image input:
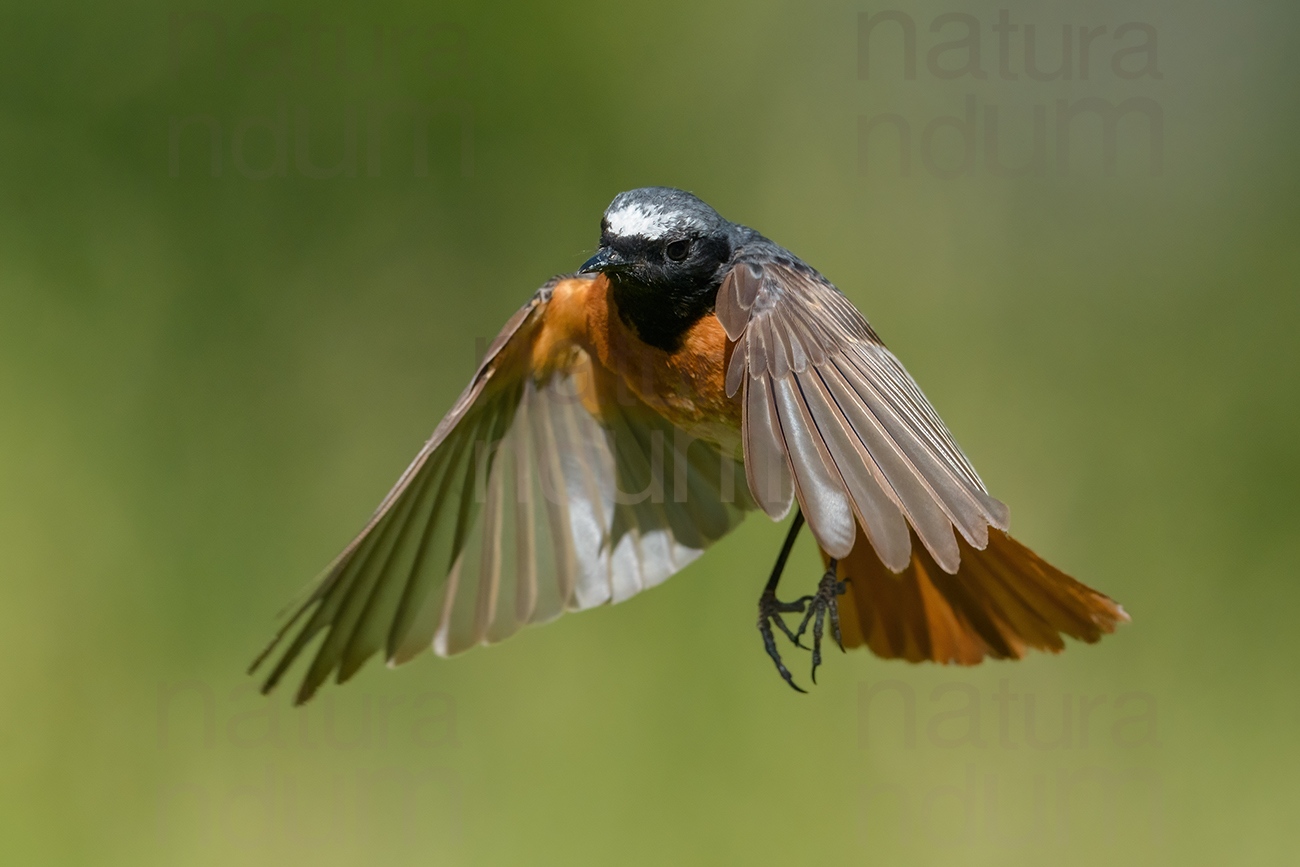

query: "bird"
left=251, top=186, right=1128, bottom=703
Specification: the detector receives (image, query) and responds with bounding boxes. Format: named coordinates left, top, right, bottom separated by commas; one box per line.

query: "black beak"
left=579, top=248, right=623, bottom=274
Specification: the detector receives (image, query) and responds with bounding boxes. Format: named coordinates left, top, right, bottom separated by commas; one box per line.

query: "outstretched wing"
left=254, top=275, right=751, bottom=703
left=715, top=254, right=1009, bottom=573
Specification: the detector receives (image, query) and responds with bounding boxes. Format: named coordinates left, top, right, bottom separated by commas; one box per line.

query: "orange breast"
left=530, top=275, right=742, bottom=451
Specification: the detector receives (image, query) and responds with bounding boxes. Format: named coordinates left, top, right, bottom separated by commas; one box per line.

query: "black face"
left=580, top=187, right=737, bottom=352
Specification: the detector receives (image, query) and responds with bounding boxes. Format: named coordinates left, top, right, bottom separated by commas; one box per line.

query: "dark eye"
left=665, top=239, right=690, bottom=262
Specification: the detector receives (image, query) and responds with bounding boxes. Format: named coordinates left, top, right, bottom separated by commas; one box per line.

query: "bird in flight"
left=252, top=187, right=1127, bottom=703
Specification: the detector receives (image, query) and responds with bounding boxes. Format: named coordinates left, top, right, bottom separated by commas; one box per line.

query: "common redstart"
left=253, top=187, right=1127, bottom=703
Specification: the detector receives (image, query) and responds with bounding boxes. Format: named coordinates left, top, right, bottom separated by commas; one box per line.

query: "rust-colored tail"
left=833, top=528, right=1127, bottom=664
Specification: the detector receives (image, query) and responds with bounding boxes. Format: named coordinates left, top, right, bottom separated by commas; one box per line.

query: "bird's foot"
left=792, top=568, right=848, bottom=685
left=757, top=587, right=813, bottom=693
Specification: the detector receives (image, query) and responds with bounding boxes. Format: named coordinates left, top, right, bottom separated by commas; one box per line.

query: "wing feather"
left=254, top=276, right=752, bottom=702
left=719, top=256, right=1007, bottom=574
left=771, top=375, right=856, bottom=557
left=798, top=364, right=912, bottom=570
left=741, top=374, right=795, bottom=519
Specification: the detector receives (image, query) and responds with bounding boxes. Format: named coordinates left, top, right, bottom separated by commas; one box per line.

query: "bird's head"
left=580, top=187, right=736, bottom=296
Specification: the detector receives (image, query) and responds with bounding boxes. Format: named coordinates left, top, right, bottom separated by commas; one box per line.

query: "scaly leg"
left=757, top=510, right=814, bottom=693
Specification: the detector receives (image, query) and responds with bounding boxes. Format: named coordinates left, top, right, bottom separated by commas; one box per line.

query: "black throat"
left=609, top=276, right=718, bottom=353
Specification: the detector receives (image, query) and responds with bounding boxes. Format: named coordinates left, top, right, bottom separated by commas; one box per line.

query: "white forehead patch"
left=605, top=201, right=677, bottom=239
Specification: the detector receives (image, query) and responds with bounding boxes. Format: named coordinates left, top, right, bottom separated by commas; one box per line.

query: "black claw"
left=794, top=565, right=846, bottom=684
left=756, top=510, right=810, bottom=692
left=784, top=595, right=815, bottom=649
left=754, top=514, right=851, bottom=690
left=759, top=607, right=807, bottom=694
left=830, top=580, right=847, bottom=653
left=813, top=604, right=827, bottom=683
left=762, top=592, right=807, bottom=643
left=759, top=588, right=809, bottom=692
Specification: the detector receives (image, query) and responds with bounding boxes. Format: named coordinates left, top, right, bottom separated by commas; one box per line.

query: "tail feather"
left=835, top=527, right=1127, bottom=664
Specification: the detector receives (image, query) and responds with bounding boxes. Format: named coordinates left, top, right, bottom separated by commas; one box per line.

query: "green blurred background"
left=2, top=0, right=1298, bottom=864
